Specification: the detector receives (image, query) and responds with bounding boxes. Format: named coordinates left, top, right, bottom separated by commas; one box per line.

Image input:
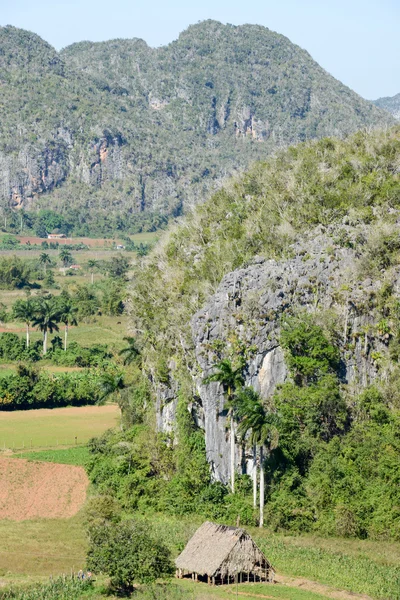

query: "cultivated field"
left=0, top=404, right=119, bottom=449
left=0, top=457, right=88, bottom=520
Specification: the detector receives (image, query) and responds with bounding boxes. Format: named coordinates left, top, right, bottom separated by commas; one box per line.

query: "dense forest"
left=0, top=21, right=394, bottom=235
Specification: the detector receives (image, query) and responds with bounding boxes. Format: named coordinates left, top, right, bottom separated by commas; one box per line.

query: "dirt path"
left=0, top=457, right=88, bottom=520
left=274, top=574, right=373, bottom=600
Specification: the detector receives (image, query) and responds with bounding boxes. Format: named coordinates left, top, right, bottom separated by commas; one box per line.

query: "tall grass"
left=254, top=536, right=400, bottom=600
left=134, top=515, right=400, bottom=600
left=0, top=576, right=94, bottom=600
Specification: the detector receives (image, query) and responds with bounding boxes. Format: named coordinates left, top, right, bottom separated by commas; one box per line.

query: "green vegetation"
left=373, top=91, right=400, bottom=119
left=18, top=446, right=90, bottom=466
left=0, top=22, right=392, bottom=234
left=0, top=405, right=119, bottom=448
left=0, top=577, right=94, bottom=600
left=87, top=519, right=172, bottom=593
left=130, top=126, right=400, bottom=374
left=0, top=363, right=107, bottom=411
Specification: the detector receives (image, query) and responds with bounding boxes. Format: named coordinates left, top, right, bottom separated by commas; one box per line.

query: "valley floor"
left=0, top=506, right=398, bottom=599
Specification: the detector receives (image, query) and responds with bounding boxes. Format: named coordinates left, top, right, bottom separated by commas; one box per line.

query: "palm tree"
left=236, top=387, right=279, bottom=528
left=59, top=249, right=73, bottom=273
left=12, top=298, right=36, bottom=348
left=204, top=359, right=244, bottom=493
left=58, top=295, right=78, bottom=351
left=87, top=259, right=98, bottom=284
left=32, top=296, right=60, bottom=354
left=99, top=371, right=128, bottom=430
left=119, top=336, right=140, bottom=365
left=39, top=252, right=51, bottom=275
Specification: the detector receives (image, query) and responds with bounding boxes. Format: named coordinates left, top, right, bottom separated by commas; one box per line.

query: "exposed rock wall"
left=164, top=229, right=398, bottom=483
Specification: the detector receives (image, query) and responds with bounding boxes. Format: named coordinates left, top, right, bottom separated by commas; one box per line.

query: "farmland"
left=0, top=509, right=399, bottom=599
left=0, top=457, right=88, bottom=520
left=0, top=405, right=119, bottom=449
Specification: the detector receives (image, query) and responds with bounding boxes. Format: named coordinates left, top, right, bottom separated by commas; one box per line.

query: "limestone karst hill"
left=0, top=21, right=394, bottom=227
left=373, top=92, right=400, bottom=120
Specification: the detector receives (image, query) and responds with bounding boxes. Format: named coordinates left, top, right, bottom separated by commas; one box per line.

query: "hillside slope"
left=373, top=92, right=400, bottom=119
left=118, top=127, right=400, bottom=538
left=0, top=22, right=393, bottom=232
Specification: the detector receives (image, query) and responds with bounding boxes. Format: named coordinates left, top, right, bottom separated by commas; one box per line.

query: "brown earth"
left=0, top=457, right=88, bottom=520
left=17, top=235, right=121, bottom=247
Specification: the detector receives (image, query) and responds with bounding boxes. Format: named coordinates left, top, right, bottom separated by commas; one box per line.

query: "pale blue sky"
left=1, top=0, right=399, bottom=100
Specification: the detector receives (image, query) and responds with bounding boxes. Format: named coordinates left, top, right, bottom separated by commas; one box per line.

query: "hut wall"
left=218, top=535, right=265, bottom=578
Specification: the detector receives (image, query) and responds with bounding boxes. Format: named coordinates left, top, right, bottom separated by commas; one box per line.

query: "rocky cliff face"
left=157, top=227, right=397, bottom=483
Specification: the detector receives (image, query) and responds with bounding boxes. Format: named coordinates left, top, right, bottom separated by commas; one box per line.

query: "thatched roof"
left=175, top=521, right=272, bottom=578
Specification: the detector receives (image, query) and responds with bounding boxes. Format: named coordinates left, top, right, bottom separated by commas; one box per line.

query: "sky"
left=1, top=0, right=399, bottom=100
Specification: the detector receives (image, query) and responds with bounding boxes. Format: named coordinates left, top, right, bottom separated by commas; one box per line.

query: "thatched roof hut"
left=175, top=521, right=274, bottom=585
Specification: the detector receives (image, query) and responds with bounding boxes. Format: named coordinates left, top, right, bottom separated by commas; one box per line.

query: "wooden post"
left=247, top=571, right=249, bottom=583
left=208, top=575, right=211, bottom=586
left=212, top=577, right=215, bottom=586
left=192, top=573, right=194, bottom=581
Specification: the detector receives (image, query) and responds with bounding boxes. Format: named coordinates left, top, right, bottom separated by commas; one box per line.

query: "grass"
left=16, top=446, right=90, bottom=466
left=253, top=533, right=400, bottom=600
left=175, top=579, right=331, bottom=600
left=0, top=510, right=398, bottom=599
left=0, top=405, right=119, bottom=449
left=132, top=514, right=400, bottom=600
left=0, top=515, right=87, bottom=579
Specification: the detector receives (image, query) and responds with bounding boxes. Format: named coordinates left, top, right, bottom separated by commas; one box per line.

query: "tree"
left=86, top=519, right=172, bottom=592
left=87, top=259, right=98, bottom=284
left=12, top=297, right=36, bottom=348
left=59, top=248, right=73, bottom=271
left=99, top=371, right=128, bottom=430
left=204, top=359, right=244, bottom=493
left=108, top=255, right=130, bottom=279
left=236, top=387, right=279, bottom=528
left=119, top=336, right=140, bottom=365
left=39, top=252, right=51, bottom=275
left=32, top=296, right=60, bottom=354
left=58, top=294, right=78, bottom=351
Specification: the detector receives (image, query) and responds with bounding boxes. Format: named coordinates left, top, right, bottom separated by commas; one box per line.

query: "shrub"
left=87, top=519, right=173, bottom=592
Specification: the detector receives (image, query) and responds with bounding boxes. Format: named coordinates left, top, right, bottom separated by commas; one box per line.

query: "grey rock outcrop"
left=184, top=229, right=398, bottom=483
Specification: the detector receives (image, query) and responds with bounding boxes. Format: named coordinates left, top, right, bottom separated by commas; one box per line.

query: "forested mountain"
left=108, top=126, right=400, bottom=539
left=373, top=92, right=400, bottom=119
left=0, top=21, right=394, bottom=233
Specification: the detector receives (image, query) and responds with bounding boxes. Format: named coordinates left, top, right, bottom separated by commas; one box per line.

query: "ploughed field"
left=0, top=457, right=88, bottom=520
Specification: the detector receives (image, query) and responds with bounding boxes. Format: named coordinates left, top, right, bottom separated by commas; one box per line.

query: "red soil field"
left=0, top=457, right=88, bottom=520
left=16, top=235, right=120, bottom=247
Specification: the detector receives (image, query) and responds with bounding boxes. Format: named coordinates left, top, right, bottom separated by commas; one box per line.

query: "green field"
left=175, top=579, right=331, bottom=600
left=17, top=446, right=90, bottom=466
left=1, top=510, right=399, bottom=599
left=0, top=515, right=87, bottom=580
left=0, top=405, right=119, bottom=449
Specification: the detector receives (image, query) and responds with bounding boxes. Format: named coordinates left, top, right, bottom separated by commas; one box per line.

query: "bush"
left=87, top=519, right=173, bottom=592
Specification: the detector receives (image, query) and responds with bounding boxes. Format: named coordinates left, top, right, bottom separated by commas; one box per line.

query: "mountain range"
left=373, top=92, right=400, bottom=120
left=0, top=21, right=394, bottom=231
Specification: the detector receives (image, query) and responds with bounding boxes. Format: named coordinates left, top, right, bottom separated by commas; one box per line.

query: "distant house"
left=116, top=244, right=125, bottom=250
left=175, top=521, right=274, bottom=585
left=48, top=233, right=66, bottom=239
left=69, top=264, right=80, bottom=270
